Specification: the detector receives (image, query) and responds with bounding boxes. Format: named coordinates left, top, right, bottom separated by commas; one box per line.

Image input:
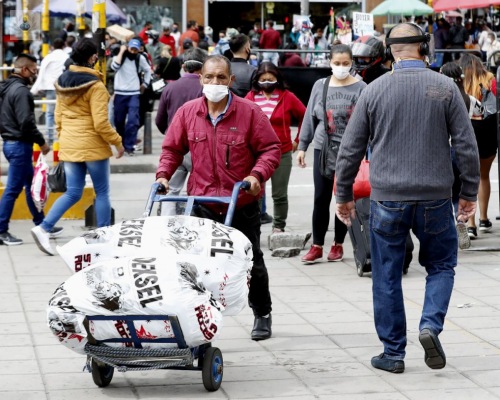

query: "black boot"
left=251, top=314, right=272, bottom=341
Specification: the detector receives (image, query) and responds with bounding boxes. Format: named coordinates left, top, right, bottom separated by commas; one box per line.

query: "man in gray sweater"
left=335, top=23, right=480, bottom=374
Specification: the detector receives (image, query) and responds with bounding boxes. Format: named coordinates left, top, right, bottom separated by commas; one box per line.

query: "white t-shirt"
left=468, top=95, right=483, bottom=119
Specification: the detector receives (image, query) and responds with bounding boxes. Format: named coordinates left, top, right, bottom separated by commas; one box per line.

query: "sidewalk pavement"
left=1, top=164, right=500, bottom=399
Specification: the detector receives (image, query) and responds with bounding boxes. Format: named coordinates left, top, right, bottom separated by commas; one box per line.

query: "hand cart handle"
left=143, top=181, right=251, bottom=227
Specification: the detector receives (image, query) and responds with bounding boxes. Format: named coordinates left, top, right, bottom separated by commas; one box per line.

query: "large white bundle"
left=57, top=216, right=252, bottom=315
left=47, top=256, right=223, bottom=355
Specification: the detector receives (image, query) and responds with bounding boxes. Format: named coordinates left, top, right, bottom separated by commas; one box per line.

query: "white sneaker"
left=31, top=226, right=54, bottom=256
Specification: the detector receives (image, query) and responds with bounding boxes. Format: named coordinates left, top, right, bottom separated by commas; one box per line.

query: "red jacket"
left=157, top=95, right=281, bottom=208
left=245, top=89, right=306, bottom=153
left=159, top=35, right=177, bottom=57
left=139, top=28, right=149, bottom=43
left=260, top=28, right=282, bottom=49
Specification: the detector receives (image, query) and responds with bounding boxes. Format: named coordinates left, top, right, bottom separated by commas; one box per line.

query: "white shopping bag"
left=31, top=153, right=50, bottom=212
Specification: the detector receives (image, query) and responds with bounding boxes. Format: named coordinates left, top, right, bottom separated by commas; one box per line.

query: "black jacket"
left=0, top=76, right=45, bottom=146
left=449, top=24, right=470, bottom=46
left=230, top=58, right=257, bottom=98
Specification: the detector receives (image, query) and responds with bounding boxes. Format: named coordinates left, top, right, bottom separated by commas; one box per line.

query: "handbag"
left=151, top=57, right=172, bottom=98
left=319, top=76, right=341, bottom=180
left=31, top=153, right=50, bottom=212
left=479, top=83, right=497, bottom=120
left=47, top=161, right=67, bottom=193
left=333, top=159, right=371, bottom=201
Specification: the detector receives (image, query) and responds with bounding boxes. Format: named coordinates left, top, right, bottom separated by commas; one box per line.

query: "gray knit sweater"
left=335, top=66, right=480, bottom=203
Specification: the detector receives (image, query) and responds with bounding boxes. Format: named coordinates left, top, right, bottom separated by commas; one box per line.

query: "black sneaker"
left=0, top=232, right=23, bottom=246
left=260, top=213, right=273, bottom=225
left=419, top=328, right=446, bottom=370
left=467, top=227, right=477, bottom=239
left=479, top=219, right=492, bottom=232
left=371, top=353, right=405, bottom=373
left=49, top=226, right=64, bottom=238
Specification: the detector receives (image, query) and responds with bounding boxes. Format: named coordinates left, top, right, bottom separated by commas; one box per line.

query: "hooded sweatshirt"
left=55, top=65, right=122, bottom=162
left=0, top=76, right=46, bottom=146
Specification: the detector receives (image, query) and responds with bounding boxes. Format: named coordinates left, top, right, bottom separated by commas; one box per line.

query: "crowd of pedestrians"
left=0, top=17, right=496, bottom=368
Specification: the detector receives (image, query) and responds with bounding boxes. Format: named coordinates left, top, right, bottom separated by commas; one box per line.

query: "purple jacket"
left=155, top=74, right=203, bottom=134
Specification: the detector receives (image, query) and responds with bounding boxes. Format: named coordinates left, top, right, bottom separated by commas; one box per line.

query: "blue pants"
left=41, top=159, right=111, bottom=231
left=45, top=90, right=56, bottom=144
left=370, top=198, right=457, bottom=360
left=0, top=141, right=44, bottom=233
left=114, top=94, right=140, bottom=152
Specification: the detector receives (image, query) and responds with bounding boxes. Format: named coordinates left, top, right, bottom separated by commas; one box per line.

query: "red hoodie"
left=245, top=89, right=306, bottom=153
left=157, top=95, right=281, bottom=208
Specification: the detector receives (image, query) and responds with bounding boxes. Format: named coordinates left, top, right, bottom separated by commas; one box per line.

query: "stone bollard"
left=268, top=232, right=312, bottom=251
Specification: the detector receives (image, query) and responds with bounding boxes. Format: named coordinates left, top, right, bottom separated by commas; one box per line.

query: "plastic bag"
left=31, top=153, right=50, bottom=212
left=47, top=161, right=67, bottom=193
left=334, top=160, right=371, bottom=201
left=47, top=256, right=224, bottom=354
left=56, top=216, right=253, bottom=316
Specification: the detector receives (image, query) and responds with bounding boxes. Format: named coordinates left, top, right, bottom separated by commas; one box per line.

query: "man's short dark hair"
left=187, top=20, right=197, bottom=29
left=229, top=34, right=249, bottom=54
left=203, top=55, right=232, bottom=76
left=266, top=20, right=274, bottom=27
left=457, top=16, right=463, bottom=24
left=71, top=38, right=97, bottom=64
left=53, top=38, right=65, bottom=50
left=198, top=41, right=209, bottom=51
left=14, top=53, right=37, bottom=68
left=184, top=48, right=208, bottom=73
left=66, top=36, right=76, bottom=46
left=173, top=22, right=179, bottom=26
left=145, top=21, right=152, bottom=27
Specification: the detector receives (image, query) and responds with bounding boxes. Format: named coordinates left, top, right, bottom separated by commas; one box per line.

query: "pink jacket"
left=156, top=95, right=281, bottom=209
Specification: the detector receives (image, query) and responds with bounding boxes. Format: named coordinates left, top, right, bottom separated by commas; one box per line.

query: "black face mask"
left=126, top=52, right=137, bottom=60
left=258, top=81, right=278, bottom=93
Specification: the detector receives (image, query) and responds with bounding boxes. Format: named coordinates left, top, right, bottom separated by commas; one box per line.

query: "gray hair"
left=202, top=55, right=232, bottom=76
left=183, top=48, right=208, bottom=73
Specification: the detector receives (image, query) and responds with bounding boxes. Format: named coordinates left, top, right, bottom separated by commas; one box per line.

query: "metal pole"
left=300, top=0, right=309, bottom=16
left=22, top=0, right=29, bottom=53
left=92, top=0, right=106, bottom=83
left=42, top=0, right=49, bottom=58
left=143, top=112, right=152, bottom=154
left=76, top=0, right=85, bottom=39
left=0, top=0, right=3, bottom=67
left=261, top=2, right=264, bottom=27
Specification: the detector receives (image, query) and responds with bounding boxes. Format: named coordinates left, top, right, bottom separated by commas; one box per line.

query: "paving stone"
left=135, top=384, right=228, bottom=399
left=0, top=373, right=45, bottom=391
left=222, top=379, right=312, bottom=398
left=259, top=335, right=340, bottom=352
left=403, top=388, right=499, bottom=400
left=43, top=372, right=129, bottom=390
left=268, top=232, right=312, bottom=250
left=447, top=355, right=500, bottom=371
left=305, top=375, right=397, bottom=396
left=317, top=394, right=407, bottom=400
left=383, top=371, right=479, bottom=391
left=271, top=247, right=301, bottom=258
left=47, top=388, right=136, bottom=400
left=0, top=392, right=47, bottom=400
left=0, top=359, right=40, bottom=375
left=288, top=362, right=376, bottom=379
left=464, top=370, right=500, bottom=388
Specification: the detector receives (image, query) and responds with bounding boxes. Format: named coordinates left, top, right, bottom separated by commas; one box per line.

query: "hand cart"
left=84, top=181, right=250, bottom=391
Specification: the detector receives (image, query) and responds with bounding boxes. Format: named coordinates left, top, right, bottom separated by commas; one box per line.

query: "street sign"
left=352, top=12, right=374, bottom=36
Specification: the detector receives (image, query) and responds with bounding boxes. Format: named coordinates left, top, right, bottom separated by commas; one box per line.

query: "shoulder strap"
left=323, top=76, right=331, bottom=136
left=162, top=57, right=172, bottom=74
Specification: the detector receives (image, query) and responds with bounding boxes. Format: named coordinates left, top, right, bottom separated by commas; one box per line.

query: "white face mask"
left=203, top=84, right=229, bottom=102
left=331, top=65, right=351, bottom=80
left=487, top=38, right=493, bottom=44
left=148, top=38, right=154, bottom=45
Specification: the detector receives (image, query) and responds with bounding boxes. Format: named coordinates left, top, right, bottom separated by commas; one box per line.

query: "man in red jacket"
left=159, top=25, right=177, bottom=57
left=259, top=20, right=282, bottom=66
left=156, top=55, right=281, bottom=341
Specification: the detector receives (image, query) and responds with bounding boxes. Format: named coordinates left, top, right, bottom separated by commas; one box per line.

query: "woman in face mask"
left=245, top=62, right=306, bottom=233
left=31, top=38, right=124, bottom=256
left=296, top=44, right=367, bottom=264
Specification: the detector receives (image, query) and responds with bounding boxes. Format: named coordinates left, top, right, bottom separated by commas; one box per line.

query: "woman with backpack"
left=297, top=44, right=367, bottom=263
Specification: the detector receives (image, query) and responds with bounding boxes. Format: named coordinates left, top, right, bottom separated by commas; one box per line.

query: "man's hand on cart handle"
left=243, top=176, right=261, bottom=196
left=156, top=178, right=170, bottom=194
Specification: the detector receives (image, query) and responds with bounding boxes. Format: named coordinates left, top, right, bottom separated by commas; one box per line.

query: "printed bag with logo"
left=31, top=153, right=50, bottom=212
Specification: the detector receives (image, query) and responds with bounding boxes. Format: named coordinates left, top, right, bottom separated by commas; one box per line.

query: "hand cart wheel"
left=91, top=359, right=114, bottom=387
left=355, top=257, right=364, bottom=277
left=202, top=347, right=223, bottom=391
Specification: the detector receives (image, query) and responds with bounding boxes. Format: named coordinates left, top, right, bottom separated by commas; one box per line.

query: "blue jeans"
left=262, top=52, right=279, bottom=66
left=45, top=90, right=56, bottom=144
left=114, top=94, right=140, bottom=152
left=0, top=141, right=45, bottom=232
left=41, top=159, right=111, bottom=231
left=370, top=198, right=457, bottom=360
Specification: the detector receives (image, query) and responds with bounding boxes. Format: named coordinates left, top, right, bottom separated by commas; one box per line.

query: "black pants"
left=313, top=149, right=348, bottom=246
left=194, top=202, right=272, bottom=317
